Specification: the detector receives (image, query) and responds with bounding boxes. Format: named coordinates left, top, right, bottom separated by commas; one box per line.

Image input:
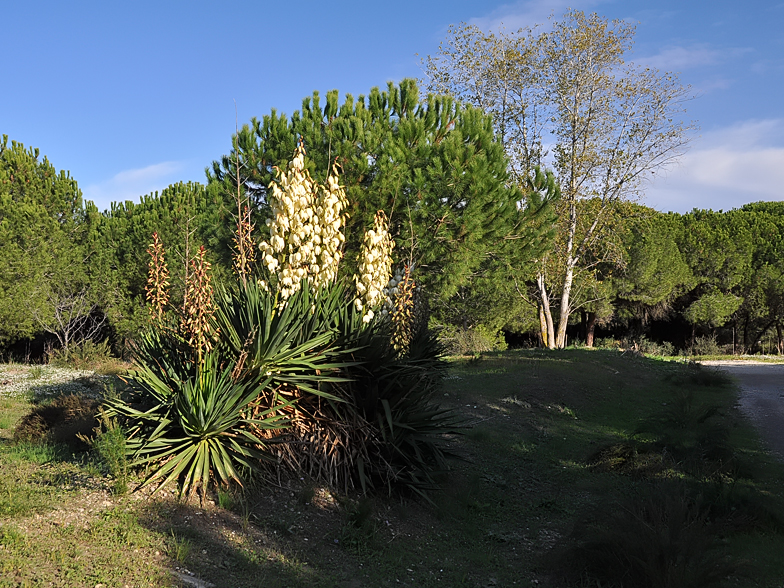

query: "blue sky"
left=2, top=0, right=782, bottom=213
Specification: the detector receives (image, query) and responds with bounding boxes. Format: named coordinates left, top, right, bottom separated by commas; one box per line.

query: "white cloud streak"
left=468, top=0, right=604, bottom=32
left=644, top=119, right=784, bottom=212
left=635, top=44, right=721, bottom=70
left=634, top=44, right=751, bottom=72
left=82, top=161, right=187, bottom=211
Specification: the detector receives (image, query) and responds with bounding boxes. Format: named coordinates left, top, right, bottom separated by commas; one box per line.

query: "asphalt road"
left=702, top=360, right=784, bottom=460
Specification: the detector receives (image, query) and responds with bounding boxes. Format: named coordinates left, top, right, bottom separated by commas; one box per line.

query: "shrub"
left=666, top=362, right=733, bottom=388
left=620, top=335, right=675, bottom=357
left=692, top=334, right=721, bottom=356
left=89, top=411, right=129, bottom=495
left=638, top=337, right=675, bottom=357
left=556, top=484, right=732, bottom=588
left=594, top=337, right=621, bottom=349
left=14, top=394, right=98, bottom=447
left=439, top=323, right=507, bottom=355
left=48, top=340, right=114, bottom=370
left=339, top=497, right=379, bottom=554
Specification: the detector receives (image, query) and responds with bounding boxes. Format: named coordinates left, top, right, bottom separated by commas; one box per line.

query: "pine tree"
left=208, top=79, right=545, bottom=317
left=0, top=135, right=89, bottom=347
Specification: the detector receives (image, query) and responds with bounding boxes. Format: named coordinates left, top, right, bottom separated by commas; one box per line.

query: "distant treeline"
left=554, top=201, right=784, bottom=355
left=1, top=83, right=782, bottom=358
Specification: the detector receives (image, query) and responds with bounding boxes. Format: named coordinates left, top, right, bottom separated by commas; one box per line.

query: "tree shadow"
left=134, top=486, right=365, bottom=588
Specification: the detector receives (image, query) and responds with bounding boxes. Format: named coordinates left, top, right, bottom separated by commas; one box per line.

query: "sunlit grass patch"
left=0, top=504, right=170, bottom=587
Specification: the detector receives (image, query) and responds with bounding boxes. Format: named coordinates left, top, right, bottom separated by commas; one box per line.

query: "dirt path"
left=702, top=360, right=784, bottom=460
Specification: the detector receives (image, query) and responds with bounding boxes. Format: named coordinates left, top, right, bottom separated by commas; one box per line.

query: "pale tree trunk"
left=536, top=273, right=555, bottom=349
left=538, top=305, right=548, bottom=348
left=555, top=196, right=578, bottom=349
left=555, top=260, right=575, bottom=348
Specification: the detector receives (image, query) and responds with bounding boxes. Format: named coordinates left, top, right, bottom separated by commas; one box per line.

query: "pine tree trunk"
left=751, top=321, right=776, bottom=355
left=586, top=312, right=597, bottom=347
left=743, top=315, right=750, bottom=354
left=776, top=322, right=783, bottom=355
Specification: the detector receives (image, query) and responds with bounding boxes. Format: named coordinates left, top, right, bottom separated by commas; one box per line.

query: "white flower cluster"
left=259, top=145, right=348, bottom=299
left=354, top=211, right=394, bottom=323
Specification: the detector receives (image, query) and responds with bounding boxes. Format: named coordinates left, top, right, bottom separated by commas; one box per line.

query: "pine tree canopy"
left=208, top=79, right=533, bottom=301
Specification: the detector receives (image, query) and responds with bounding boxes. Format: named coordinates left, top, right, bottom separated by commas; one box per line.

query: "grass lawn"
left=1, top=350, right=783, bottom=587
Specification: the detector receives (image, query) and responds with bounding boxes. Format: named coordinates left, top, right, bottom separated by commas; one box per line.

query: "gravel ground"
left=0, top=364, right=108, bottom=399
left=702, top=360, right=784, bottom=460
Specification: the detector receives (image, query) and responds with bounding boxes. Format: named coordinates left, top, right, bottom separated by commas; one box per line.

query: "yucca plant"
left=336, top=309, right=462, bottom=498
left=120, top=144, right=459, bottom=501
left=212, top=279, right=364, bottom=490
left=212, top=277, right=461, bottom=497
left=107, top=340, right=291, bottom=499
left=212, top=279, right=358, bottom=395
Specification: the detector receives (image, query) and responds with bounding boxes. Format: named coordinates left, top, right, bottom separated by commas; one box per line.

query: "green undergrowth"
left=1, top=351, right=783, bottom=587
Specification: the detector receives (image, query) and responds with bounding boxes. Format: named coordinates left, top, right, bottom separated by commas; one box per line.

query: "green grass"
left=693, top=353, right=784, bottom=363
left=1, top=351, right=783, bottom=587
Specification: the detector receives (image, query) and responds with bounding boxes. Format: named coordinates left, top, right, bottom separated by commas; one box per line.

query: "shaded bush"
left=701, top=479, right=784, bottom=535
left=619, top=335, right=675, bottom=357
left=635, top=388, right=737, bottom=479
left=587, top=442, right=672, bottom=478
left=595, top=337, right=622, bottom=349
left=338, top=497, right=379, bottom=554
left=14, top=394, right=98, bottom=447
left=665, top=362, right=733, bottom=388
left=553, top=483, right=732, bottom=588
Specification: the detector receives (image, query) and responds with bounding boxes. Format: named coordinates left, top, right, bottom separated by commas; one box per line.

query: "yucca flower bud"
left=354, top=210, right=395, bottom=323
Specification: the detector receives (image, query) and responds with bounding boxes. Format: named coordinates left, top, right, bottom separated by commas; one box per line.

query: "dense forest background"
left=2, top=79, right=783, bottom=361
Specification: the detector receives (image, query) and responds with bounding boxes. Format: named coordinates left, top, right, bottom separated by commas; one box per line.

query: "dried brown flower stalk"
left=145, top=232, right=170, bottom=325
left=182, top=245, right=215, bottom=361
left=389, top=264, right=416, bottom=356
left=233, top=204, right=256, bottom=284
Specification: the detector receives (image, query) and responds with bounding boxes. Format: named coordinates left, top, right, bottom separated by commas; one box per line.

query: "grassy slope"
left=1, top=351, right=783, bottom=587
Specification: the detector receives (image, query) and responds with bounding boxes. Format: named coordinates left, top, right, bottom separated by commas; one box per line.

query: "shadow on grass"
left=134, top=489, right=355, bottom=588
left=549, top=481, right=734, bottom=588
